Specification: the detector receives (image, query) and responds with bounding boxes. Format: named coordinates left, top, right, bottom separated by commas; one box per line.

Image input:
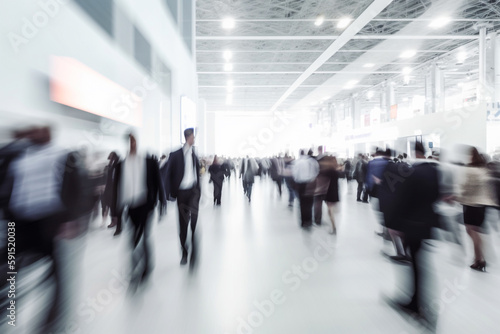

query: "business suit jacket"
left=113, top=155, right=162, bottom=213
left=164, top=146, right=201, bottom=199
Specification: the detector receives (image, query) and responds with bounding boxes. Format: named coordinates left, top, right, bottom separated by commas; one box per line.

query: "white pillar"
left=478, top=26, right=487, bottom=102
left=495, top=32, right=500, bottom=105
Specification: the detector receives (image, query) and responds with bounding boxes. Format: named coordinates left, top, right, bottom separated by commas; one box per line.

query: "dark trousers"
left=1, top=217, right=64, bottom=332
left=407, top=236, right=424, bottom=309
left=127, top=204, right=153, bottom=282
left=356, top=181, right=368, bottom=201
left=297, top=183, right=313, bottom=226
left=213, top=182, right=223, bottom=205
left=275, top=177, right=283, bottom=197
left=313, top=195, right=325, bottom=224
left=285, top=177, right=295, bottom=204
left=177, top=188, right=201, bottom=255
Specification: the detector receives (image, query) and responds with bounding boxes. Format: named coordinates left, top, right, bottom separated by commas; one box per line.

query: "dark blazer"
left=113, top=155, right=162, bottom=212
left=164, top=146, right=201, bottom=199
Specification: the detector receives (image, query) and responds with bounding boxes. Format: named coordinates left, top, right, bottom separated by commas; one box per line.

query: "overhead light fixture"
left=226, top=94, right=233, bottom=105
left=402, top=67, right=413, bottom=75
left=322, top=95, right=330, bottom=100
left=337, top=17, right=352, bottom=29
left=224, top=63, right=233, bottom=71
left=404, top=75, right=411, bottom=85
left=226, top=85, right=234, bottom=93
left=400, top=50, right=417, bottom=59
left=222, top=17, right=235, bottom=29
left=223, top=50, right=233, bottom=61
left=363, top=63, right=375, bottom=68
left=314, top=15, right=325, bottom=26
left=429, top=17, right=451, bottom=29
left=366, top=91, right=374, bottom=99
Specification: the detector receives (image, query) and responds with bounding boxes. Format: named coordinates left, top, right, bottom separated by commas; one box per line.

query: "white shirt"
left=179, top=144, right=197, bottom=190
left=292, top=156, right=319, bottom=184
left=9, top=143, right=67, bottom=220
left=120, top=153, right=147, bottom=208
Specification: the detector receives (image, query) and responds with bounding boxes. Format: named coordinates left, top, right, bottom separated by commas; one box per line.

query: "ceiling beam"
left=196, top=35, right=478, bottom=41
left=269, top=0, right=395, bottom=112
left=197, top=71, right=402, bottom=74
left=196, top=49, right=449, bottom=53
left=197, top=19, right=500, bottom=23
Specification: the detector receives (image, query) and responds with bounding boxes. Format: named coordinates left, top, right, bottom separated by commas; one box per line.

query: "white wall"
left=0, top=0, right=198, bottom=157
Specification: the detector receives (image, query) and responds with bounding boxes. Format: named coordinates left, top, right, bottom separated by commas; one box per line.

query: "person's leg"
left=407, top=237, right=423, bottom=311
left=303, top=195, right=314, bottom=226
left=356, top=181, right=362, bottom=200
left=361, top=183, right=369, bottom=202
left=218, top=182, right=223, bottom=205
left=326, top=202, right=337, bottom=234
left=313, top=195, right=323, bottom=225
left=189, top=188, right=201, bottom=260
left=128, top=207, right=145, bottom=282
left=277, top=178, right=282, bottom=197
left=247, top=183, right=253, bottom=201
left=177, top=190, right=190, bottom=261
left=285, top=177, right=295, bottom=206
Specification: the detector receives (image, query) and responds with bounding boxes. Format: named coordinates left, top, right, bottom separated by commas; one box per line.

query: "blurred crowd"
left=1, top=124, right=499, bottom=333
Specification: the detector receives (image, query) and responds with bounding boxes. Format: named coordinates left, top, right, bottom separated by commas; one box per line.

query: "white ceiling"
left=195, top=0, right=500, bottom=113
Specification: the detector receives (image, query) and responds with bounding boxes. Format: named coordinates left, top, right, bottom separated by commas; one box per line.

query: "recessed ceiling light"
left=222, top=17, right=235, bottom=29
left=457, top=51, right=467, bottom=63
left=337, top=17, right=352, bottom=29
left=223, top=50, right=233, bottom=61
left=322, top=95, right=331, bottom=100
left=226, top=86, right=234, bottom=93
left=429, top=17, right=451, bottom=29
left=366, top=91, right=374, bottom=99
left=226, top=94, right=233, bottom=105
left=227, top=79, right=234, bottom=86
left=400, top=50, right=417, bottom=59
left=363, top=63, right=374, bottom=68
left=314, top=15, right=325, bottom=26
left=224, top=63, right=233, bottom=71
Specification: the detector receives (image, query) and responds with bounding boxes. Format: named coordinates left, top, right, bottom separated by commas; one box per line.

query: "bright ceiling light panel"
left=224, top=63, right=233, bottom=71
left=366, top=91, right=374, bottom=99
left=226, top=94, right=233, bottom=105
left=429, top=17, right=451, bottom=29
left=337, top=17, right=352, bottom=29
left=400, top=50, right=417, bottom=59
left=402, top=67, right=413, bottom=75
left=223, top=50, right=233, bottom=61
left=363, top=63, right=375, bottom=68
left=314, top=15, right=324, bottom=26
left=222, top=17, right=235, bottom=29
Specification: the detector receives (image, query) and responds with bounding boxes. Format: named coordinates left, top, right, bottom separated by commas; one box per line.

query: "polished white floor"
left=12, top=175, right=500, bottom=334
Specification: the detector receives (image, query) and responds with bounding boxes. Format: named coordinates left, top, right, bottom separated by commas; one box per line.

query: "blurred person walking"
left=103, top=151, right=122, bottom=235
left=313, top=146, right=329, bottom=226
left=388, top=142, right=440, bottom=330
left=354, top=154, right=369, bottom=203
left=323, top=156, right=341, bottom=234
left=0, top=126, right=96, bottom=333
left=456, top=146, right=498, bottom=272
left=270, top=155, right=285, bottom=197
left=208, top=155, right=228, bottom=206
left=240, top=156, right=258, bottom=202
left=165, top=128, right=201, bottom=265
left=114, top=133, right=162, bottom=289
left=292, top=149, right=319, bottom=228
left=283, top=153, right=296, bottom=207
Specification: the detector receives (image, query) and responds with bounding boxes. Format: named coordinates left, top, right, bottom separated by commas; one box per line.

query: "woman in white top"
left=456, top=147, right=497, bottom=272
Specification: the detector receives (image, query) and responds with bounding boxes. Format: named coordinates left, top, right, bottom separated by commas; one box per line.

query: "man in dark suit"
left=387, top=142, right=440, bottom=330
left=164, top=128, right=201, bottom=265
left=114, top=133, right=162, bottom=288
